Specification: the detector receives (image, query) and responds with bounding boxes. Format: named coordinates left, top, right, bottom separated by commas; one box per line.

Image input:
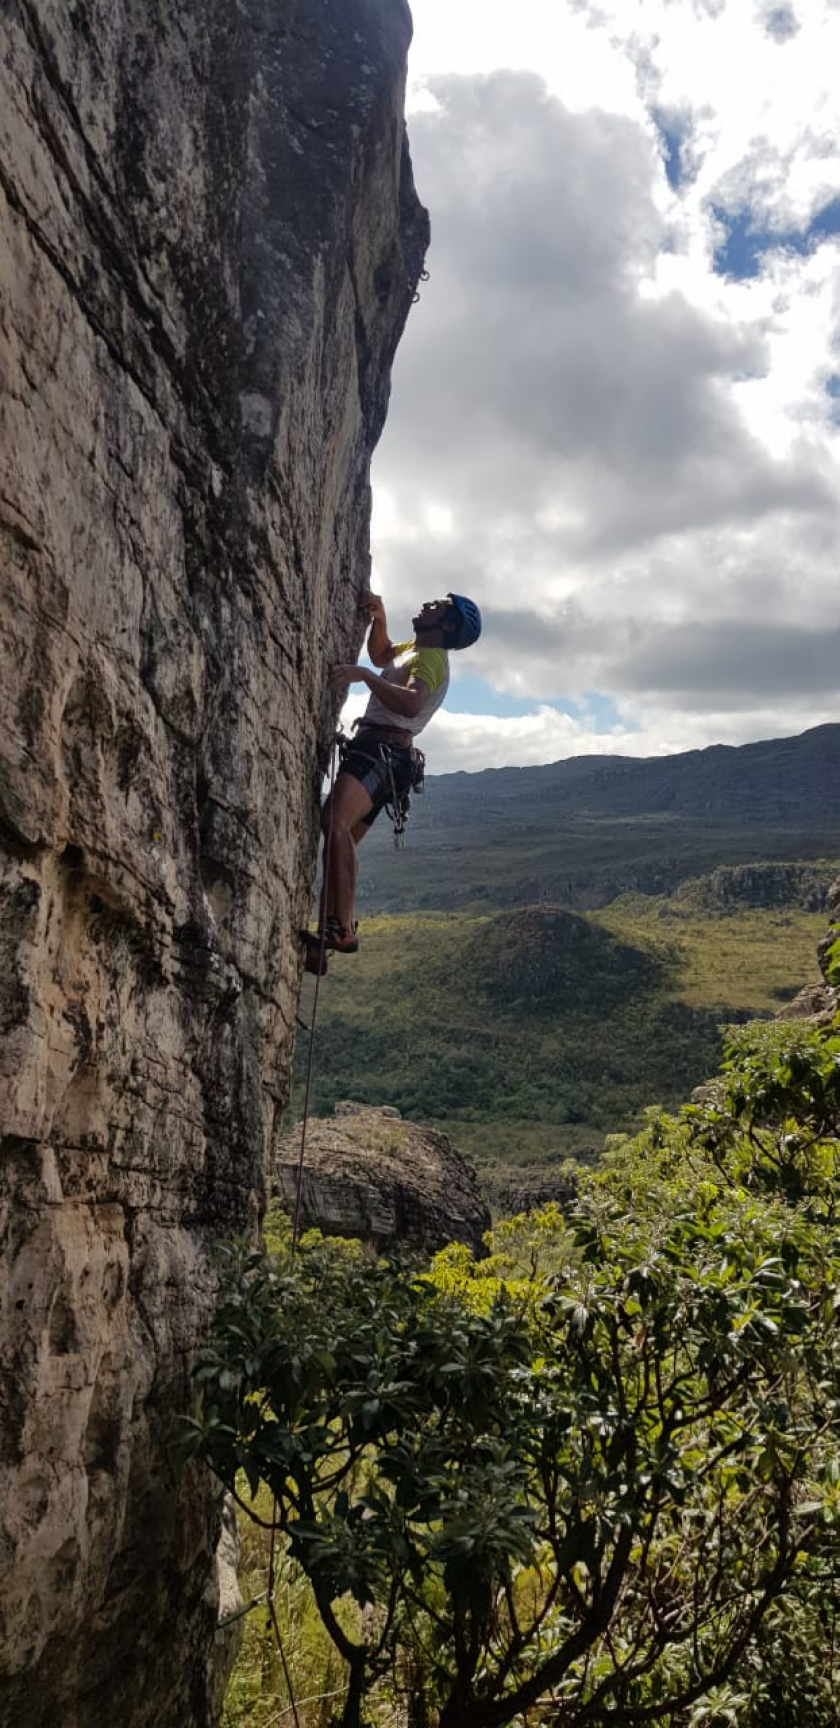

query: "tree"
left=180, top=1016, right=840, bottom=1727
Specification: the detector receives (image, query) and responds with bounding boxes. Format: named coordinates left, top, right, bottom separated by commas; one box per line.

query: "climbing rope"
left=291, top=733, right=340, bottom=1252
left=265, top=1500, right=302, bottom=1728
left=259, top=737, right=345, bottom=1719
left=216, top=1500, right=302, bottom=1722
left=217, top=738, right=341, bottom=1721
left=221, top=731, right=384, bottom=1722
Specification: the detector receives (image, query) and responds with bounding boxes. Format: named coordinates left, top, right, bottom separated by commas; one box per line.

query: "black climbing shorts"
left=339, top=730, right=414, bottom=827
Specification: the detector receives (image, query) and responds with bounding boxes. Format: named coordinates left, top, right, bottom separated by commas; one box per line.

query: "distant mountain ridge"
left=357, top=724, right=840, bottom=912
left=418, top=723, right=840, bottom=821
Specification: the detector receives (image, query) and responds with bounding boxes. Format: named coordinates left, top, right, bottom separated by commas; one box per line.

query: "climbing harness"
left=337, top=726, right=425, bottom=850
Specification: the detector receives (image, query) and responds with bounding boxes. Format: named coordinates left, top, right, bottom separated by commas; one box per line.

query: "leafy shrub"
left=182, top=1018, right=840, bottom=1727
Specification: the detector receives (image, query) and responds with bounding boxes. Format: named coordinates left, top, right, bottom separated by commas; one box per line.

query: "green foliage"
left=184, top=1019, right=840, bottom=1728
left=220, top=1481, right=345, bottom=1728
left=824, top=932, right=840, bottom=988
left=682, top=1019, right=840, bottom=1209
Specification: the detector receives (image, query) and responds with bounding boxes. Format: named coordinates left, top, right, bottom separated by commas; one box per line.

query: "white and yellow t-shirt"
left=361, top=641, right=450, bottom=738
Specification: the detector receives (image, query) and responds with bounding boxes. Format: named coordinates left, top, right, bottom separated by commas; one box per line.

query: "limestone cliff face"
left=0, top=3, right=427, bottom=1723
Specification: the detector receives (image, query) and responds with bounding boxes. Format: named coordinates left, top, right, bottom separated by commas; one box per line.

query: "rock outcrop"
left=0, top=3, right=427, bottom=1723
left=778, top=874, right=840, bottom=1022
left=275, top=1104, right=491, bottom=1255
left=817, top=874, right=840, bottom=994
left=676, top=860, right=837, bottom=915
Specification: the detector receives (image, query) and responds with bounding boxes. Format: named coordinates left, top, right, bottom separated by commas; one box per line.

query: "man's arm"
left=361, top=591, right=398, bottom=668
left=330, top=664, right=430, bottom=720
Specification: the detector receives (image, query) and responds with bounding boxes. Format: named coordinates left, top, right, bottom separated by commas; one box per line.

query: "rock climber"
left=304, top=589, right=482, bottom=969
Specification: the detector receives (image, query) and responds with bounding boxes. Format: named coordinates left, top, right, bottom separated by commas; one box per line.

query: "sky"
left=354, top=0, right=840, bottom=774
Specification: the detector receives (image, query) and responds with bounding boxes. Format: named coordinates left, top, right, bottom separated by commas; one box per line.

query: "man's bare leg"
left=318, top=773, right=374, bottom=935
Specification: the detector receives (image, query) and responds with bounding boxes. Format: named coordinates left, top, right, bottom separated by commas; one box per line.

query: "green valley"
left=294, top=882, right=833, bottom=1206
left=355, top=722, right=840, bottom=911
left=293, top=727, right=840, bottom=1206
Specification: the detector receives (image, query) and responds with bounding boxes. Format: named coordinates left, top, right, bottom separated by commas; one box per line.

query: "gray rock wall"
left=0, top=2, right=427, bottom=1722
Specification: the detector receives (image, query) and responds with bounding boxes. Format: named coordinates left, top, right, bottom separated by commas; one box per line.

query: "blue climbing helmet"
left=446, top=592, right=482, bottom=650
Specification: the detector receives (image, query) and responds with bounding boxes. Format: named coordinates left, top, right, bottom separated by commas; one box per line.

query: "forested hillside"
left=356, top=724, right=840, bottom=912
left=296, top=874, right=835, bottom=1206
left=294, top=728, right=840, bottom=1205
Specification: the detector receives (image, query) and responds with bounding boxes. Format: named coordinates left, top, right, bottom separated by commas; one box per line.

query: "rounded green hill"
left=464, top=905, right=665, bottom=1013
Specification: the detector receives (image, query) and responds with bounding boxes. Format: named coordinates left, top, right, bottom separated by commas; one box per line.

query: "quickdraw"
left=412, top=265, right=431, bottom=306
left=384, top=743, right=425, bottom=850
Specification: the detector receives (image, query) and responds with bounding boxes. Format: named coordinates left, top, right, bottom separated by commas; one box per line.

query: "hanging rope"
left=265, top=1497, right=302, bottom=1728
left=219, top=738, right=341, bottom=1719
left=217, top=1505, right=302, bottom=1727
left=265, top=739, right=342, bottom=1718
left=291, top=734, right=340, bottom=1254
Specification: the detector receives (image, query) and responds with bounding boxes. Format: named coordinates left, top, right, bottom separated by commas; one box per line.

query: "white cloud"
left=406, top=0, right=643, bottom=119
left=414, top=693, right=840, bottom=776
left=361, top=1, right=840, bottom=772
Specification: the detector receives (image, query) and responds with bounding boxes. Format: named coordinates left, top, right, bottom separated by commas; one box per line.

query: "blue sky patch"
left=713, top=195, right=840, bottom=280
left=445, top=675, right=632, bottom=733
left=652, top=109, right=690, bottom=191
left=574, top=692, right=629, bottom=731
left=809, top=196, right=840, bottom=243
left=356, top=659, right=636, bottom=734
left=446, top=673, right=540, bottom=717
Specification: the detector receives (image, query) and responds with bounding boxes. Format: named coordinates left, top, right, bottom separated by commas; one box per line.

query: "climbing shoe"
left=323, top=921, right=358, bottom=954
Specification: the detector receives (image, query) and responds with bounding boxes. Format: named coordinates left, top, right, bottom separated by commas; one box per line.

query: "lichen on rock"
left=0, top=1, right=428, bottom=1722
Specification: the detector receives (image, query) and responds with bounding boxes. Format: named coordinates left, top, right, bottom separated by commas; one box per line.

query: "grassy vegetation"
left=220, top=1482, right=346, bottom=1728
left=293, top=891, right=829, bottom=1199
left=359, top=820, right=840, bottom=913
left=592, top=893, right=828, bottom=1010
